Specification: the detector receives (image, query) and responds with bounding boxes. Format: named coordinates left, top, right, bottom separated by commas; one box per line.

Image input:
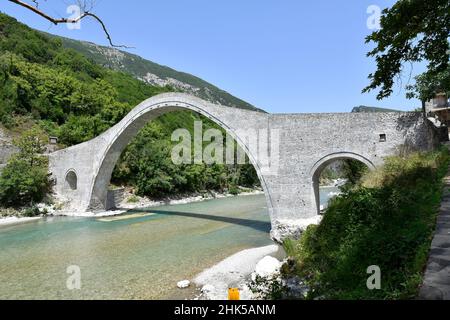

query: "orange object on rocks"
left=228, top=288, right=240, bottom=300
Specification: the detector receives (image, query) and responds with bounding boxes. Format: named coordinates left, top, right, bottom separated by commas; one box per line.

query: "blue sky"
left=1, top=0, right=425, bottom=113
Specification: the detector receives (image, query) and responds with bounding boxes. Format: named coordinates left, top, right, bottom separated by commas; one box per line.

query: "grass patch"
left=284, top=147, right=450, bottom=299
left=126, top=195, right=140, bottom=204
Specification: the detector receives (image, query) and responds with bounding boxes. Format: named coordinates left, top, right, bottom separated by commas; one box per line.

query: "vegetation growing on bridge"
left=0, top=13, right=260, bottom=209
left=283, top=147, right=450, bottom=299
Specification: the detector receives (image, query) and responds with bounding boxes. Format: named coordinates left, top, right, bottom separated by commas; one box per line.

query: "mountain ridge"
left=351, top=105, right=401, bottom=113
left=43, top=32, right=263, bottom=112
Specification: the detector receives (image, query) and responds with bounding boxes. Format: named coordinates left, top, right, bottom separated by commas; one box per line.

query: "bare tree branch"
left=7, top=0, right=131, bottom=48
left=31, top=0, right=41, bottom=8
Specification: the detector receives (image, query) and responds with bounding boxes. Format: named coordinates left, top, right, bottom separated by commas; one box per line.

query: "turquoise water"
left=0, top=190, right=337, bottom=300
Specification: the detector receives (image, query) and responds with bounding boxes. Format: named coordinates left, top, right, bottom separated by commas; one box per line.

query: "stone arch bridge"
left=49, top=93, right=439, bottom=240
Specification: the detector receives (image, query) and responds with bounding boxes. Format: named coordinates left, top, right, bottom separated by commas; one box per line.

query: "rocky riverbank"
left=192, top=245, right=282, bottom=300
left=51, top=187, right=265, bottom=218
left=0, top=216, right=42, bottom=227
left=118, top=187, right=265, bottom=210
left=1, top=188, right=264, bottom=221
left=177, top=244, right=310, bottom=300
left=0, top=204, right=53, bottom=227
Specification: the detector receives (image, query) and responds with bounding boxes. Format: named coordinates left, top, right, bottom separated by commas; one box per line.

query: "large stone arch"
left=309, top=152, right=376, bottom=214
left=76, top=94, right=272, bottom=219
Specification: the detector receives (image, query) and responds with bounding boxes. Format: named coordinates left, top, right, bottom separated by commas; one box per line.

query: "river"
left=0, top=188, right=338, bottom=300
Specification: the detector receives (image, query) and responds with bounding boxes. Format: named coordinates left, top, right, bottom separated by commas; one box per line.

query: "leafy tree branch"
left=363, top=0, right=450, bottom=102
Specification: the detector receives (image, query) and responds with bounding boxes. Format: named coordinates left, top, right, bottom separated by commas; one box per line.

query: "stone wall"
left=106, top=188, right=125, bottom=210
left=394, top=113, right=444, bottom=152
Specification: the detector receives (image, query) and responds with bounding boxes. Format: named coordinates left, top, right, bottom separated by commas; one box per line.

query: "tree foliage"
left=112, top=118, right=259, bottom=197
left=341, top=159, right=369, bottom=190
left=0, top=126, right=52, bottom=207
left=406, top=66, right=450, bottom=102
left=364, top=0, right=450, bottom=101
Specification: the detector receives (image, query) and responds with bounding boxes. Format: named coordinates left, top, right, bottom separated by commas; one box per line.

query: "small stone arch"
left=65, top=170, right=78, bottom=191
left=309, top=152, right=376, bottom=214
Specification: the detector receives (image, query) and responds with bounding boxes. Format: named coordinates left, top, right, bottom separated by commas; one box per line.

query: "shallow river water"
left=0, top=189, right=337, bottom=300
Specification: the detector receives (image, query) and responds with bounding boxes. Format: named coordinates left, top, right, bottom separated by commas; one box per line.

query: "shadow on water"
left=128, top=208, right=271, bottom=233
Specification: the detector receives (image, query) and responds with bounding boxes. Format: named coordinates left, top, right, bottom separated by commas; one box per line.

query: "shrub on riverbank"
left=0, top=127, right=52, bottom=209
left=284, top=147, right=450, bottom=299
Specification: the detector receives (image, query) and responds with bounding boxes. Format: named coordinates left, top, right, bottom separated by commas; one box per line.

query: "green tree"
left=0, top=126, right=52, bottom=207
left=406, top=67, right=450, bottom=102
left=342, top=159, right=368, bottom=188
left=363, top=0, right=450, bottom=105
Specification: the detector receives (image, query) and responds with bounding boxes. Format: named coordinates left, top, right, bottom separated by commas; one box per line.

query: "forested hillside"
left=0, top=12, right=259, bottom=204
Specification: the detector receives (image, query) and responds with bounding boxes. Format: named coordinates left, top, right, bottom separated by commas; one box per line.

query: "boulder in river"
left=254, top=256, right=282, bottom=279
left=177, top=280, right=190, bottom=289
left=201, top=284, right=215, bottom=293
